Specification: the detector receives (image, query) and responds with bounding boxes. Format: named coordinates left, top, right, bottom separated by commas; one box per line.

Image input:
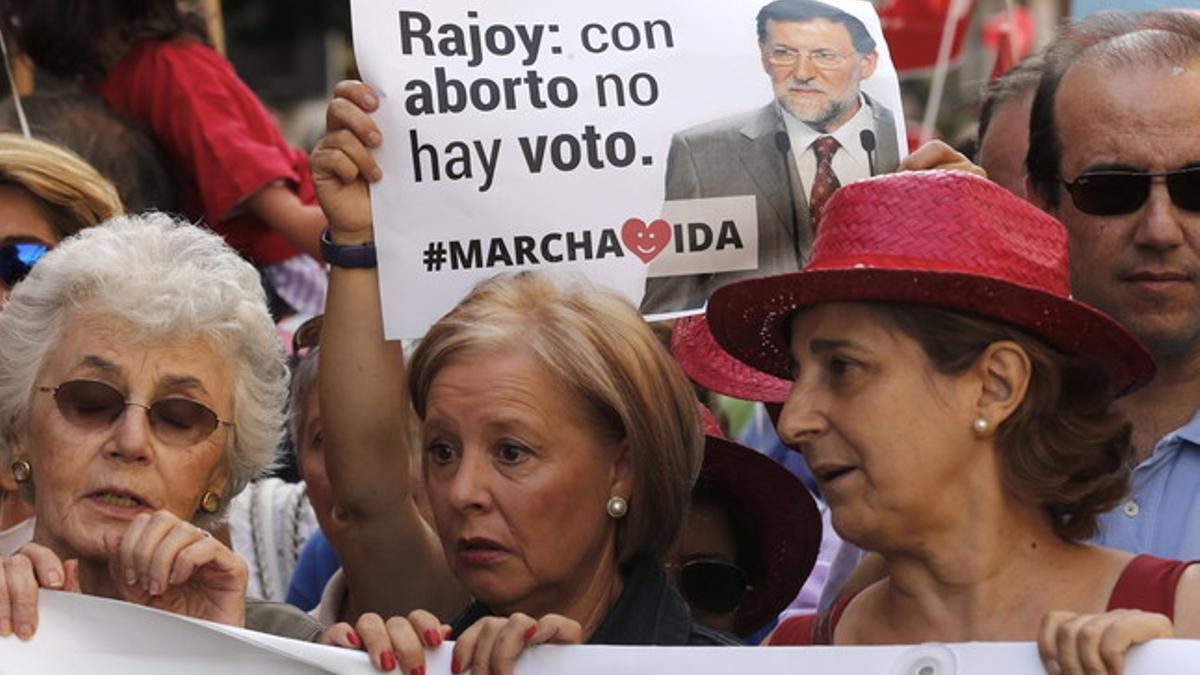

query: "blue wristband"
left=320, top=226, right=376, bottom=268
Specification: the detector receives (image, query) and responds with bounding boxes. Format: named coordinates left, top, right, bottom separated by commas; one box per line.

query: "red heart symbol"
left=621, top=218, right=671, bottom=264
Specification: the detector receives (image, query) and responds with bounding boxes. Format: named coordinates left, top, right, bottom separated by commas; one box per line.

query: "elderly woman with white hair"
left=0, top=213, right=320, bottom=640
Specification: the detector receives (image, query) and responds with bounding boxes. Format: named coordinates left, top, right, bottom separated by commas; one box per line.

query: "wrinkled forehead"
left=1054, top=56, right=1200, bottom=172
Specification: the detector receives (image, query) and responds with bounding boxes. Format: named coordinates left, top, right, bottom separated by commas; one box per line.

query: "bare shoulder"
left=1173, top=563, right=1200, bottom=638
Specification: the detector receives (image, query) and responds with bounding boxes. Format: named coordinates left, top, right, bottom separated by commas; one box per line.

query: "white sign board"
left=350, top=0, right=907, bottom=337
left=3, top=591, right=1198, bottom=675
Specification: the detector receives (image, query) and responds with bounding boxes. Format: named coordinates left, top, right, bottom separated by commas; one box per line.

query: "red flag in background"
left=878, top=0, right=975, bottom=73
left=983, top=7, right=1034, bottom=80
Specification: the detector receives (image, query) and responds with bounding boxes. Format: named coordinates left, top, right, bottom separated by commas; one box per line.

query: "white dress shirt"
left=781, top=96, right=877, bottom=202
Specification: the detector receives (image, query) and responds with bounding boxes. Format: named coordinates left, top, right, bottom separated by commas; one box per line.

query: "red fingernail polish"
left=451, top=657, right=461, bottom=674
left=380, top=650, right=396, bottom=671
left=346, top=630, right=361, bottom=647
left=423, top=628, right=440, bottom=646
left=524, top=624, right=538, bottom=641
left=412, top=667, right=425, bottom=675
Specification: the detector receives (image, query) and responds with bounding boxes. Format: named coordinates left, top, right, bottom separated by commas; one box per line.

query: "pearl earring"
left=606, top=496, right=628, bottom=519
left=972, top=417, right=990, bottom=434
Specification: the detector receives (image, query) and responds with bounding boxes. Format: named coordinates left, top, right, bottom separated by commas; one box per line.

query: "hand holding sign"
left=105, top=510, right=247, bottom=628
left=0, top=543, right=81, bottom=640
left=325, top=608, right=452, bottom=673
left=453, top=613, right=583, bottom=675
left=311, top=80, right=384, bottom=244
left=1, top=510, right=244, bottom=642
left=1038, top=609, right=1174, bottom=675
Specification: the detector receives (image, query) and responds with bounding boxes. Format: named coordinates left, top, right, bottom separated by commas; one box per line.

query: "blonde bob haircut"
left=0, top=132, right=122, bottom=238
left=0, top=213, right=288, bottom=526
left=408, top=272, right=703, bottom=563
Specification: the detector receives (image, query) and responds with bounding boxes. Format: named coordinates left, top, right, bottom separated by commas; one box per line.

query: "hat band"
left=805, top=252, right=1069, bottom=297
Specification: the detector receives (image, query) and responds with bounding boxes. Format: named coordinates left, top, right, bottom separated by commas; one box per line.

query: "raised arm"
left=310, top=80, right=463, bottom=620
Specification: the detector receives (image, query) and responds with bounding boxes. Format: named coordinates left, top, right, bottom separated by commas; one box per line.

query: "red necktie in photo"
left=809, top=135, right=841, bottom=230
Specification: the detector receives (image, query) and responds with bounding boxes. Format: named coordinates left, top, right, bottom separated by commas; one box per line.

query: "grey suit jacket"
left=640, top=96, right=899, bottom=314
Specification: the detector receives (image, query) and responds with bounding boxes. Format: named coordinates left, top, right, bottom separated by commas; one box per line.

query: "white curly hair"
left=0, top=213, right=288, bottom=523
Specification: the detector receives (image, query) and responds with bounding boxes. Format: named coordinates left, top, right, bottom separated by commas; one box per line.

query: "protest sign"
left=349, top=0, right=906, bottom=337
left=4, top=591, right=1199, bottom=675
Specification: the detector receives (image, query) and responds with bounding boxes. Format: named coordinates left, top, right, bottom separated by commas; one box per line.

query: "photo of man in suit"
left=642, top=0, right=900, bottom=313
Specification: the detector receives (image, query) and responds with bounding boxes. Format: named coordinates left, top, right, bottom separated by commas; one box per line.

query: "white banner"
left=2, top=591, right=1199, bottom=674
left=350, top=0, right=907, bottom=337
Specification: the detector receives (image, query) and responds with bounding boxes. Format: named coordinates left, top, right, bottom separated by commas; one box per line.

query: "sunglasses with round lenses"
left=1063, top=165, right=1200, bottom=216
left=38, top=379, right=233, bottom=447
left=0, top=242, right=50, bottom=287
left=675, top=559, right=751, bottom=615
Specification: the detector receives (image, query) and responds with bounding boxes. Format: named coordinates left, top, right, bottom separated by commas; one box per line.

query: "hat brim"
left=671, top=316, right=791, bottom=404
left=701, top=434, right=821, bottom=637
left=707, top=268, right=1155, bottom=397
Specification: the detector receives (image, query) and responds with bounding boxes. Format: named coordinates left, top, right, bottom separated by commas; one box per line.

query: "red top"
left=94, top=38, right=313, bottom=265
left=772, top=555, right=1197, bottom=645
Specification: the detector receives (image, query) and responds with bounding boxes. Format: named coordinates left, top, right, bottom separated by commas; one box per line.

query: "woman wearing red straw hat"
left=705, top=170, right=1200, bottom=672
left=667, top=406, right=821, bottom=640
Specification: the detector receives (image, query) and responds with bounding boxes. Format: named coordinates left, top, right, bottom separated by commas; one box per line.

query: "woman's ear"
left=0, top=466, right=19, bottom=492
left=203, top=460, right=232, bottom=509
left=973, top=340, right=1032, bottom=430
left=3, top=436, right=27, bottom=492
left=609, top=439, right=634, bottom=499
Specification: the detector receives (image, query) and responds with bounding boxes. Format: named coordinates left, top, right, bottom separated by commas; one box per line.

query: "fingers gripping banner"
left=4, top=591, right=1199, bottom=674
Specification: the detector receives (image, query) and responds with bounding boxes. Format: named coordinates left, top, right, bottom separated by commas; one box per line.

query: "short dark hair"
left=976, top=52, right=1044, bottom=158
left=876, top=303, right=1133, bottom=542
left=1, top=0, right=211, bottom=81
left=756, top=0, right=876, bottom=54
left=1026, top=10, right=1200, bottom=208
left=0, top=92, right=179, bottom=214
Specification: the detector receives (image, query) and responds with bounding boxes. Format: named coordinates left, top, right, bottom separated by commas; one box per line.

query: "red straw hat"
left=671, top=315, right=791, bottom=403
left=706, top=171, right=1155, bottom=396
left=695, top=406, right=821, bottom=637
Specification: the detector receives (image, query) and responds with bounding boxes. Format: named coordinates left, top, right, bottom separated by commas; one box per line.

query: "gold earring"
left=200, top=490, right=221, bottom=514
left=10, top=459, right=31, bottom=483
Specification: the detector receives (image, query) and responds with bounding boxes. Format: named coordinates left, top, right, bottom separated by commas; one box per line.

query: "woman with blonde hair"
left=309, top=79, right=736, bottom=675
left=0, top=132, right=123, bottom=303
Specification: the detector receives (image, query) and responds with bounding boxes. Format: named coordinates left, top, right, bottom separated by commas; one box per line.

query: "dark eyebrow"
left=808, top=337, right=869, bottom=354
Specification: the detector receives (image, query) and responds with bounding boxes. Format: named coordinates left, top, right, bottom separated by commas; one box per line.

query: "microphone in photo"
left=775, top=131, right=802, bottom=263
left=860, top=129, right=877, bottom=176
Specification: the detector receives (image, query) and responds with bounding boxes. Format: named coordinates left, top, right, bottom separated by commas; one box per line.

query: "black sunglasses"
left=1063, top=165, right=1200, bottom=216
left=38, top=379, right=234, bottom=447
left=0, top=241, right=50, bottom=287
left=672, top=559, right=752, bottom=615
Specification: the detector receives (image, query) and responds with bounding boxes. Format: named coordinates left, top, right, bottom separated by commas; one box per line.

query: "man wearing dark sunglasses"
left=1027, top=10, right=1200, bottom=562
